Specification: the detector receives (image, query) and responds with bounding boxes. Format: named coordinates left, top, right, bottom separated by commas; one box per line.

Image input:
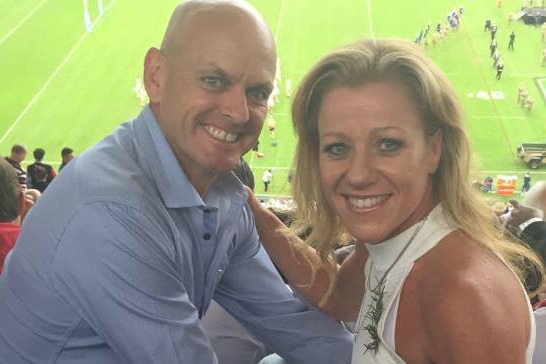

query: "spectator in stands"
left=4, top=144, right=27, bottom=187
left=522, top=180, right=546, bottom=220
left=0, top=158, right=40, bottom=274
left=58, top=147, right=74, bottom=172
left=483, top=175, right=494, bottom=193
left=31, top=165, right=49, bottom=192
left=0, top=158, right=21, bottom=274
left=0, top=2, right=352, bottom=363
left=248, top=39, right=542, bottom=363
left=27, top=148, right=56, bottom=191
left=503, top=198, right=546, bottom=305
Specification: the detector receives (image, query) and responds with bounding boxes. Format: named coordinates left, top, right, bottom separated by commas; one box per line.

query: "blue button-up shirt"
left=0, top=106, right=352, bottom=363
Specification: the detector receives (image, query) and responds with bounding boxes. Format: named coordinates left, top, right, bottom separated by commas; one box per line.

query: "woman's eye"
left=323, top=143, right=348, bottom=157
left=378, top=139, right=402, bottom=153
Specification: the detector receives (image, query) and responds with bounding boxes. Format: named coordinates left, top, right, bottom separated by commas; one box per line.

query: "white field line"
left=274, top=0, right=287, bottom=42
left=480, top=170, right=546, bottom=175
left=470, top=116, right=528, bottom=119
left=536, top=78, right=546, bottom=101
left=0, top=0, right=48, bottom=47
left=366, top=0, right=375, bottom=39
left=0, top=0, right=114, bottom=146
left=247, top=166, right=546, bottom=175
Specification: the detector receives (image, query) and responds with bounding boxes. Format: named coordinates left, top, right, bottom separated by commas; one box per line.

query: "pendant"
left=361, top=275, right=386, bottom=354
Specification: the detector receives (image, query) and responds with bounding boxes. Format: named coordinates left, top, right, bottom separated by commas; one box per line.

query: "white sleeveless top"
left=351, top=205, right=535, bottom=364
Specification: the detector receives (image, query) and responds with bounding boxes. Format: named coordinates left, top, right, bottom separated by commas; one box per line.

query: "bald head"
left=524, top=181, right=546, bottom=216
left=160, top=0, right=275, bottom=57
left=142, top=0, right=277, bottom=194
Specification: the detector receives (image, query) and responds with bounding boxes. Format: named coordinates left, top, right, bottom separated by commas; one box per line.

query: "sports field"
left=1, top=0, right=545, bottom=196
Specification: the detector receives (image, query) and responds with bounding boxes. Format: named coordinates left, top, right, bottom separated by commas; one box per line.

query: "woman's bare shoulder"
left=415, top=231, right=531, bottom=363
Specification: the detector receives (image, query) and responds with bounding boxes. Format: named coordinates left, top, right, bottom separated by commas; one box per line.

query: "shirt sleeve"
left=50, top=202, right=218, bottom=364
left=214, top=204, right=353, bottom=364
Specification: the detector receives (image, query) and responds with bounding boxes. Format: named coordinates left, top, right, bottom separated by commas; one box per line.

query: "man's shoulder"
left=54, top=124, right=155, bottom=203
left=41, top=162, right=55, bottom=170
left=4, top=157, right=19, bottom=169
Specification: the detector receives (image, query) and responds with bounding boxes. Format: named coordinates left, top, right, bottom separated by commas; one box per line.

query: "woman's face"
left=317, top=82, right=442, bottom=243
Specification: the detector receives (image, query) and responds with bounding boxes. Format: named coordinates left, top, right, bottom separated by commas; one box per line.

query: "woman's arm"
left=247, top=188, right=366, bottom=321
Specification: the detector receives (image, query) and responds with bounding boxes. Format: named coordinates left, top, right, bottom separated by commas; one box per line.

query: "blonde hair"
left=289, top=38, right=544, bottom=298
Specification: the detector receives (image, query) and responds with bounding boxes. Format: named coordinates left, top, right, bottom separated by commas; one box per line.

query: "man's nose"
left=219, top=86, right=250, bottom=123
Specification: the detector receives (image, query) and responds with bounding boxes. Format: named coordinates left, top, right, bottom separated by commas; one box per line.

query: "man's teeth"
left=204, top=125, right=238, bottom=142
left=349, top=195, right=389, bottom=209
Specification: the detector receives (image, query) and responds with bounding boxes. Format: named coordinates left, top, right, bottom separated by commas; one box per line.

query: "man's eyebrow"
left=199, top=63, right=233, bottom=81
left=250, top=81, right=273, bottom=94
left=202, top=63, right=274, bottom=92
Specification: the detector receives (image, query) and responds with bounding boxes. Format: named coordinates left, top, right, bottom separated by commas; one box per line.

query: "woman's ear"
left=428, top=129, right=443, bottom=174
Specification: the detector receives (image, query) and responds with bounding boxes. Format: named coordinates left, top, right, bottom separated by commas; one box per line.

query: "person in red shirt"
left=0, top=158, right=39, bottom=274
left=0, top=158, right=22, bottom=273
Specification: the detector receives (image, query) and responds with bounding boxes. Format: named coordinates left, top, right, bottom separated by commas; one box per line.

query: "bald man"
left=0, top=2, right=352, bottom=363
left=503, top=185, right=546, bottom=305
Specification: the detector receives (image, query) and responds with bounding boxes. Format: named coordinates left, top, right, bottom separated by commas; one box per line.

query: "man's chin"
left=209, top=160, right=240, bottom=174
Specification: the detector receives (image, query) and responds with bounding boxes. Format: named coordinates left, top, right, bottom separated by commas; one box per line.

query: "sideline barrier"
left=496, top=175, right=517, bottom=196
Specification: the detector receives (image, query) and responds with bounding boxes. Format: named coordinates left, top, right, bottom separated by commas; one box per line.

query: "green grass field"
left=1, top=0, right=545, bottom=198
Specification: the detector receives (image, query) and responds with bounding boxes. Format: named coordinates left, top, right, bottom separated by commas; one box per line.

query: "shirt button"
left=203, top=233, right=211, bottom=240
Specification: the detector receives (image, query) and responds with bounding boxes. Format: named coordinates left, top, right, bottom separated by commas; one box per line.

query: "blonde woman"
left=250, top=39, right=544, bottom=363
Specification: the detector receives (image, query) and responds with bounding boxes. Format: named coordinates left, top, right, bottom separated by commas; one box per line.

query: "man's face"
left=146, top=9, right=276, bottom=193
left=13, top=151, right=26, bottom=163
left=63, top=153, right=74, bottom=163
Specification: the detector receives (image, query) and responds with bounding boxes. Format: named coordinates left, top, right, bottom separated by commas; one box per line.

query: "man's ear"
left=143, top=47, right=165, bottom=103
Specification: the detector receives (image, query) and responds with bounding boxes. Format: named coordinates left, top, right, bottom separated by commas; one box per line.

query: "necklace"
left=354, top=217, right=428, bottom=354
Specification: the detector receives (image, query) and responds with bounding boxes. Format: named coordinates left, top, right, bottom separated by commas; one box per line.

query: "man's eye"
left=202, top=76, right=223, bottom=89
left=323, top=143, right=348, bottom=157
left=378, top=139, right=402, bottom=153
left=247, top=88, right=269, bottom=105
